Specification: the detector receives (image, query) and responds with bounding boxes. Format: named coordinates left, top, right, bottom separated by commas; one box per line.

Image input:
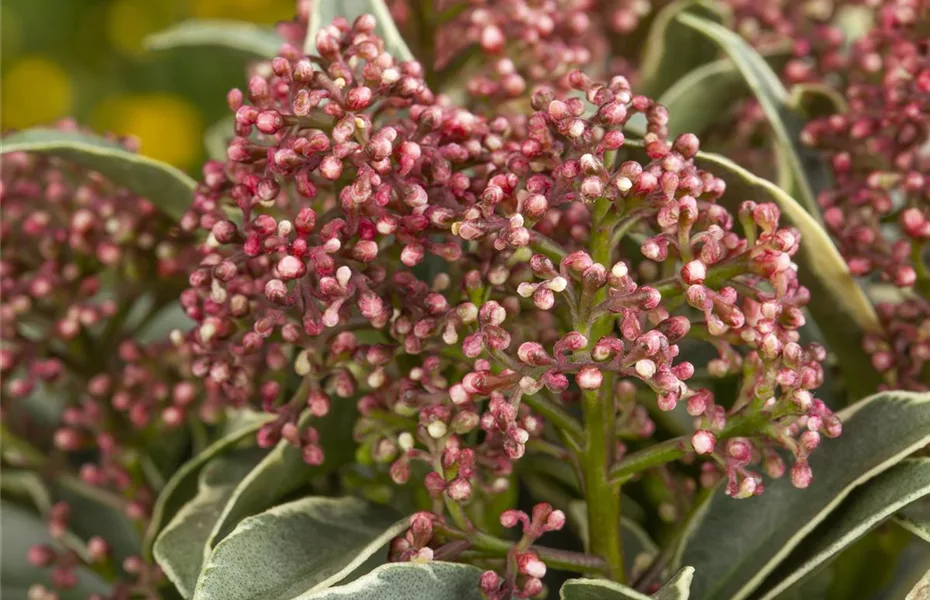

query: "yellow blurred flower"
left=1, top=56, right=72, bottom=130
left=106, top=0, right=174, bottom=54
left=93, top=94, right=202, bottom=169
left=191, top=0, right=294, bottom=23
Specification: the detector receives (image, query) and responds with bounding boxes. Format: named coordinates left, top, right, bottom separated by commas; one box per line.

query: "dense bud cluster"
left=804, top=0, right=929, bottom=288
left=18, top=0, right=927, bottom=594
left=174, top=14, right=836, bottom=591
left=0, top=122, right=200, bottom=598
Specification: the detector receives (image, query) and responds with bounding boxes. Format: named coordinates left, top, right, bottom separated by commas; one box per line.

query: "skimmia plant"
left=1, top=1, right=929, bottom=599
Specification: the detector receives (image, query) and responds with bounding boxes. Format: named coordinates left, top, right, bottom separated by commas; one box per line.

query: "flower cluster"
left=4, top=2, right=885, bottom=596
left=803, top=0, right=929, bottom=289
left=0, top=122, right=199, bottom=600
left=796, top=0, right=930, bottom=389
left=432, top=0, right=609, bottom=101
left=173, top=14, right=839, bottom=591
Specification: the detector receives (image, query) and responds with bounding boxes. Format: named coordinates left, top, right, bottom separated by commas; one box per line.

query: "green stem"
left=445, top=527, right=608, bottom=574
left=607, top=409, right=797, bottom=484
left=912, top=241, right=930, bottom=301
left=579, top=196, right=625, bottom=582
left=580, top=387, right=625, bottom=582
left=609, top=437, right=690, bottom=484
left=530, top=231, right=569, bottom=262
left=521, top=393, right=584, bottom=446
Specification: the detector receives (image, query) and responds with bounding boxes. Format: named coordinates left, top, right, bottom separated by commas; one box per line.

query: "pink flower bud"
left=576, top=365, right=603, bottom=390
left=691, top=430, right=716, bottom=455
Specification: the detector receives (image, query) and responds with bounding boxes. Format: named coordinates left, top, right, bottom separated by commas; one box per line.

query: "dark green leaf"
left=304, top=0, right=413, bottom=61
left=897, top=498, right=930, bottom=543
left=1, top=501, right=111, bottom=599
left=146, top=20, right=283, bottom=58
left=659, top=44, right=792, bottom=139
left=53, top=480, right=141, bottom=569
left=1, top=128, right=196, bottom=220
left=636, top=0, right=728, bottom=98
left=560, top=567, right=694, bottom=600
left=143, top=409, right=273, bottom=559
left=0, top=470, right=52, bottom=514
left=193, top=497, right=404, bottom=600
left=154, top=449, right=265, bottom=598
left=675, top=13, right=828, bottom=221
left=677, top=391, right=930, bottom=600
left=291, top=562, right=484, bottom=600
left=758, top=459, right=930, bottom=599
left=206, top=398, right=358, bottom=548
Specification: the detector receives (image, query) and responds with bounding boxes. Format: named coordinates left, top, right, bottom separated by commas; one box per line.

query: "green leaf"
left=304, top=0, right=414, bottom=61
left=0, top=128, right=196, bottom=221
left=560, top=567, right=694, bottom=600
left=0, top=469, right=52, bottom=514
left=658, top=44, right=792, bottom=139
left=1, top=501, right=111, bottom=599
left=143, top=409, right=273, bottom=559
left=133, top=302, right=194, bottom=344
left=154, top=449, right=265, bottom=599
left=675, top=12, right=828, bottom=222
left=292, top=562, right=484, bottom=600
left=193, top=497, right=404, bottom=600
left=206, top=399, right=358, bottom=549
left=677, top=391, right=930, bottom=600
left=53, top=481, right=141, bottom=569
left=897, top=498, right=930, bottom=543
left=757, top=459, right=930, bottom=599
left=146, top=20, right=283, bottom=58
left=636, top=0, right=728, bottom=98
left=204, top=116, right=235, bottom=162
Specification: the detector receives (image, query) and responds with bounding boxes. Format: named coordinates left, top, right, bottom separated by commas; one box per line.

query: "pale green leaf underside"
left=1, top=502, right=110, bottom=599
left=292, top=561, right=484, bottom=600
left=676, top=13, right=827, bottom=223
left=757, top=459, right=930, bottom=599
left=193, top=497, right=404, bottom=600
left=154, top=450, right=264, bottom=598
left=146, top=20, right=283, bottom=58
left=0, top=128, right=196, bottom=220
left=304, top=0, right=414, bottom=61
left=206, top=401, right=357, bottom=551
left=907, top=568, right=930, bottom=600
left=678, top=391, right=930, bottom=600
left=560, top=566, right=694, bottom=600
left=143, top=409, right=273, bottom=558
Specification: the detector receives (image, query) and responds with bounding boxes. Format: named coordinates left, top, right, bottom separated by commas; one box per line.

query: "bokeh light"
left=0, top=0, right=295, bottom=172
left=1, top=56, right=73, bottom=129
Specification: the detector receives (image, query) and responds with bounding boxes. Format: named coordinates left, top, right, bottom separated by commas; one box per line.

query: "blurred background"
left=1, top=0, right=296, bottom=173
